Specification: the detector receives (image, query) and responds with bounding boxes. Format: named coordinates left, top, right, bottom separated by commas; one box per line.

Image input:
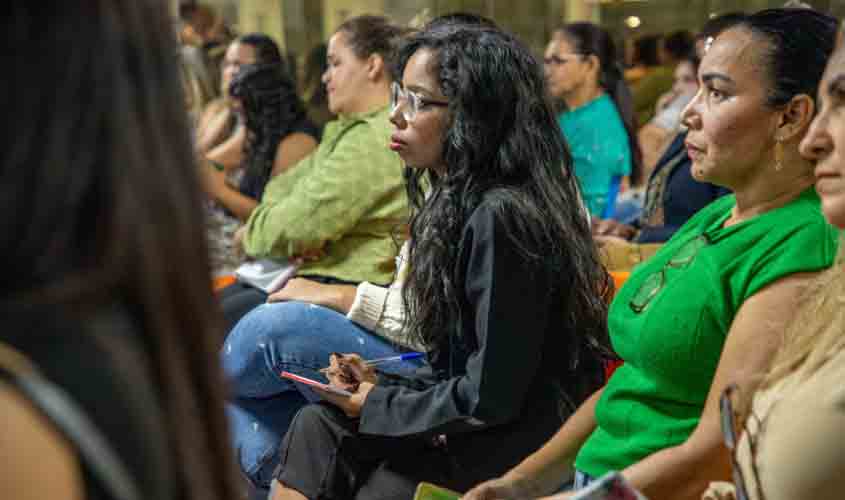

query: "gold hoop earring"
left=774, top=140, right=783, bottom=172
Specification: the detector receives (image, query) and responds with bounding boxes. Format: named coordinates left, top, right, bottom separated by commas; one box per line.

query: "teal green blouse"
left=575, top=188, right=838, bottom=477
left=558, top=93, right=632, bottom=217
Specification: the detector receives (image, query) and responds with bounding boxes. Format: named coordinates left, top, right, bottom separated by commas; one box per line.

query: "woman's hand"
left=324, top=353, right=378, bottom=388
left=462, top=472, right=546, bottom=500
left=267, top=278, right=356, bottom=314
left=700, top=482, right=736, bottom=500
left=313, top=381, right=375, bottom=418
left=592, top=218, right=637, bottom=239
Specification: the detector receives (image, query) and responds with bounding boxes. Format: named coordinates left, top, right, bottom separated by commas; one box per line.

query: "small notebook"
left=234, top=258, right=298, bottom=293
left=413, top=482, right=461, bottom=500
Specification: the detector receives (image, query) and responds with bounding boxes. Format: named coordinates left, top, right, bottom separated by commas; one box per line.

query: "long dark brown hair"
left=0, top=1, right=240, bottom=499
left=397, top=26, right=613, bottom=385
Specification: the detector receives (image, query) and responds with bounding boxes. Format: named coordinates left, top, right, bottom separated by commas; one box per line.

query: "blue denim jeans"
left=222, top=301, right=422, bottom=492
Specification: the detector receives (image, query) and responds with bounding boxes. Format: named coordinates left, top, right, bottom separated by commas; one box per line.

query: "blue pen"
left=364, top=352, right=424, bottom=366
left=320, top=352, right=424, bottom=373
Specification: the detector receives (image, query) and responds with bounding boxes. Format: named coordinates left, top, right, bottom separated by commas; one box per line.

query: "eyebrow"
left=701, top=72, right=735, bottom=86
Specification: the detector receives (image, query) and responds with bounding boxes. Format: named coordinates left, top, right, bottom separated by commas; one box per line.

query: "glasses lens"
left=670, top=235, right=708, bottom=267
left=629, top=271, right=664, bottom=313
left=390, top=82, right=400, bottom=112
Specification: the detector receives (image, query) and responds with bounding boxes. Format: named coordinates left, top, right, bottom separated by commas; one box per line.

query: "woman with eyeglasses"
left=268, top=23, right=611, bottom=500
left=544, top=23, right=642, bottom=219
left=465, top=9, right=838, bottom=500
left=701, top=27, right=845, bottom=500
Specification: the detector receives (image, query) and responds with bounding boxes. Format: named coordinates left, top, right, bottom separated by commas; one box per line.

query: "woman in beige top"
left=704, top=34, right=845, bottom=500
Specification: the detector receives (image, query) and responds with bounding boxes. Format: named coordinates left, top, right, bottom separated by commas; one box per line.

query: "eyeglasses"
left=390, top=82, right=449, bottom=123
left=628, top=234, right=709, bottom=313
left=720, top=384, right=766, bottom=500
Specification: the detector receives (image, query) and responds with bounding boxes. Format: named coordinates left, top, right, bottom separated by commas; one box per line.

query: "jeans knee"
left=222, top=302, right=326, bottom=381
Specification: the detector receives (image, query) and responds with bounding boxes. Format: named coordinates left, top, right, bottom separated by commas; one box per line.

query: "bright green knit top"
left=243, top=106, right=408, bottom=285
left=575, top=187, right=838, bottom=477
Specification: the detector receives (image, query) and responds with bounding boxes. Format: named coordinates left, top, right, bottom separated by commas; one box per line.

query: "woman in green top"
left=464, top=9, right=839, bottom=500
left=219, top=16, right=410, bottom=329
left=544, top=23, right=642, bottom=218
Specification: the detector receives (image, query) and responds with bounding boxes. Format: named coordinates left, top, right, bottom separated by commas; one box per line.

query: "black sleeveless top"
left=238, top=118, right=321, bottom=202
left=1, top=303, right=174, bottom=500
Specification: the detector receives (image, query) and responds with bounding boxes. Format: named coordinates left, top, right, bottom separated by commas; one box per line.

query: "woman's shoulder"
left=1, top=302, right=173, bottom=499
left=0, top=383, right=85, bottom=500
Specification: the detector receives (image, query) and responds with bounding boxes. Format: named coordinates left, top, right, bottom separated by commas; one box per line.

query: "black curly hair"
left=395, top=26, right=613, bottom=383
left=228, top=62, right=309, bottom=200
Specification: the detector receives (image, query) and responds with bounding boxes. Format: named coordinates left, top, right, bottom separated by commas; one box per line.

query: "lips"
left=389, top=134, right=407, bottom=152
left=685, top=140, right=705, bottom=159
left=814, top=162, right=841, bottom=193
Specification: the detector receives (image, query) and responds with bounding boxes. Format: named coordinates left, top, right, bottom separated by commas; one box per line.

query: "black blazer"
left=358, top=192, right=606, bottom=480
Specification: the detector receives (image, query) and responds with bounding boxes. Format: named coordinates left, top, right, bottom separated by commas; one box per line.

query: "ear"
left=366, top=53, right=385, bottom=81
left=585, top=54, right=600, bottom=72
left=585, top=54, right=601, bottom=80
left=777, top=94, right=815, bottom=141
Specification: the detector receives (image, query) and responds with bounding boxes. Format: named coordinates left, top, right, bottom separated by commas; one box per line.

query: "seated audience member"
left=222, top=17, right=501, bottom=497
left=545, top=23, right=642, bottom=218
left=218, top=15, right=409, bottom=329
left=269, top=24, right=611, bottom=500
left=196, top=34, right=284, bottom=155
left=464, top=9, right=839, bottom=500
left=180, top=44, right=218, bottom=127
left=0, top=2, right=240, bottom=500
left=203, top=62, right=318, bottom=276
left=624, top=34, right=661, bottom=86
left=702, top=32, right=845, bottom=500
left=634, top=31, right=694, bottom=126
left=178, top=3, right=233, bottom=85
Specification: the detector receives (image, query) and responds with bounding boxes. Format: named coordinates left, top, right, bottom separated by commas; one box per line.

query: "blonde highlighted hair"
left=763, top=234, right=845, bottom=388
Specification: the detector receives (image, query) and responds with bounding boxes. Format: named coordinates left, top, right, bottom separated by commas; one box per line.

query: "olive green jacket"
left=243, top=106, right=408, bottom=285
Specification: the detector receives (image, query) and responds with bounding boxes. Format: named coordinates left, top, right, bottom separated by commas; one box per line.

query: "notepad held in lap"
left=234, top=258, right=298, bottom=293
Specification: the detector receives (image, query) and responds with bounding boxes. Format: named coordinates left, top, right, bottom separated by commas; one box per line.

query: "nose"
left=389, top=102, right=407, bottom=129
left=799, top=113, right=833, bottom=162
left=680, top=87, right=703, bottom=130
left=321, top=68, right=330, bottom=85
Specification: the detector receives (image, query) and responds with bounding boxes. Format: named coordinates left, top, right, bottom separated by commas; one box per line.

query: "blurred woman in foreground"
left=0, top=2, right=240, bottom=499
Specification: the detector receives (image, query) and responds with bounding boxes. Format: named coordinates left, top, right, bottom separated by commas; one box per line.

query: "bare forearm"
left=215, top=185, right=258, bottom=221
left=623, top=435, right=730, bottom=500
